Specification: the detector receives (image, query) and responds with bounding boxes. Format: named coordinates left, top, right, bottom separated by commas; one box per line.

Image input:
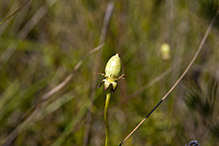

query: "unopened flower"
left=97, top=53, right=125, bottom=92
left=161, top=43, right=171, bottom=60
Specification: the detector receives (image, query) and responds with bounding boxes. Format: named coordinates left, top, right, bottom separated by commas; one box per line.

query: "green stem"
left=104, top=92, right=111, bottom=146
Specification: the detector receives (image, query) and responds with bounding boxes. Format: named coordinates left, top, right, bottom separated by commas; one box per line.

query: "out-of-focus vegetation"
left=0, top=0, right=219, bottom=146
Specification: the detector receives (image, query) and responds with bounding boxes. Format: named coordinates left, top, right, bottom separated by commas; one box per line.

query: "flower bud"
left=161, top=43, right=171, bottom=60
left=97, top=53, right=124, bottom=92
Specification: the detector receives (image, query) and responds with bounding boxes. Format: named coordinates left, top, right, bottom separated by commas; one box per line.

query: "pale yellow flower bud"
left=97, top=53, right=125, bottom=92
left=161, top=43, right=171, bottom=60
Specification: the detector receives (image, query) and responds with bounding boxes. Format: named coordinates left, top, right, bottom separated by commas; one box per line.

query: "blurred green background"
left=1, top=0, right=219, bottom=146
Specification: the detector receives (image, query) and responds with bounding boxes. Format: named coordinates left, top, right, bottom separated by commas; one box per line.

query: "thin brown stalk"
left=83, top=2, right=114, bottom=146
left=119, top=10, right=219, bottom=146
left=1, top=44, right=104, bottom=146
left=0, top=0, right=30, bottom=26
left=22, top=43, right=104, bottom=118
left=0, top=0, right=57, bottom=69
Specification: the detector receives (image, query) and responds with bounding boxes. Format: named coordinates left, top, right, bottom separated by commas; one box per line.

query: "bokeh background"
left=1, top=0, right=219, bottom=146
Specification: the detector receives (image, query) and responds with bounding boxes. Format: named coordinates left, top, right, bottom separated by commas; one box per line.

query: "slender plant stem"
left=2, top=44, right=104, bottom=146
left=83, top=2, right=114, bottom=146
left=0, top=0, right=30, bottom=26
left=119, top=10, right=219, bottom=146
left=104, top=92, right=111, bottom=146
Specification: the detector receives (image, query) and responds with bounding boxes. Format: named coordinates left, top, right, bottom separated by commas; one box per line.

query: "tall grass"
left=0, top=0, right=219, bottom=146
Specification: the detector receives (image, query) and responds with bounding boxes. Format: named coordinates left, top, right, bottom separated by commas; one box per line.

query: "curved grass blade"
left=119, top=10, right=219, bottom=146
left=0, top=0, right=30, bottom=26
